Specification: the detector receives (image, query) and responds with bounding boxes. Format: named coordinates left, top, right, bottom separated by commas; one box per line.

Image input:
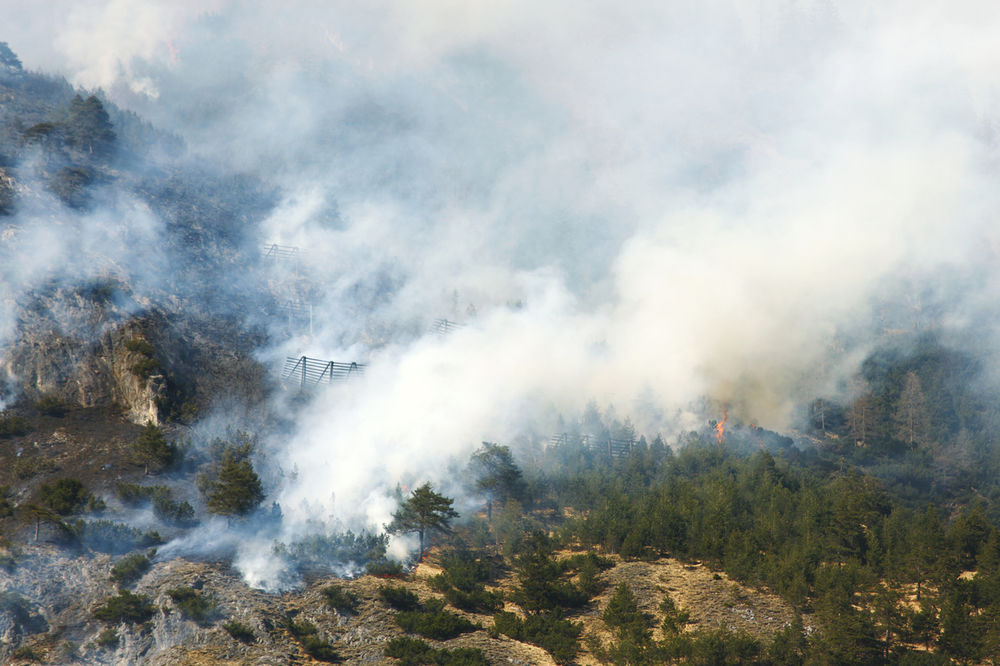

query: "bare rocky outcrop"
left=2, top=284, right=269, bottom=425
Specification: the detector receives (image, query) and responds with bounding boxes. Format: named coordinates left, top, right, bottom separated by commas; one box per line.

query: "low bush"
left=11, top=645, right=42, bottom=662
left=115, top=482, right=164, bottom=505
left=222, top=620, right=256, bottom=643
left=93, top=590, right=155, bottom=624
left=394, top=599, right=479, bottom=641
left=282, top=616, right=341, bottom=662
left=443, top=586, right=503, bottom=613
left=384, top=636, right=490, bottom=665
left=79, top=520, right=163, bottom=554
left=378, top=585, right=421, bottom=611
left=95, top=627, right=118, bottom=648
left=0, top=412, right=30, bottom=437
left=130, top=357, right=160, bottom=379
left=273, top=530, right=387, bottom=575
left=0, top=485, right=14, bottom=518
left=125, top=338, right=155, bottom=356
left=366, top=558, right=405, bottom=577
left=12, top=456, right=55, bottom=480
left=321, top=585, right=359, bottom=614
left=39, top=478, right=90, bottom=515
left=34, top=395, right=67, bottom=416
left=152, top=494, right=195, bottom=525
left=492, top=611, right=582, bottom=665
left=110, top=551, right=153, bottom=586
left=167, top=587, right=217, bottom=625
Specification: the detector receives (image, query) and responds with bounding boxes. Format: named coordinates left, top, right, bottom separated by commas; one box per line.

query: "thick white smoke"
left=7, top=0, right=1000, bottom=586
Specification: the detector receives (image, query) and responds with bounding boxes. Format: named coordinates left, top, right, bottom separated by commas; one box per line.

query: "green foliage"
left=115, top=482, right=194, bottom=524
left=38, top=477, right=90, bottom=515
left=125, top=338, right=155, bottom=356
left=384, top=636, right=490, bottom=665
left=321, top=585, right=359, bottom=614
left=92, top=590, right=155, bottom=624
left=10, top=645, right=42, bottom=662
left=200, top=446, right=264, bottom=520
left=658, top=595, right=691, bottom=636
left=274, top=530, right=387, bottom=574
left=509, top=532, right=593, bottom=612
left=167, top=587, right=218, bottom=625
left=95, top=627, right=119, bottom=648
left=282, top=617, right=341, bottom=662
left=222, top=620, right=256, bottom=643
left=388, top=483, right=459, bottom=556
left=63, top=94, right=116, bottom=158
left=109, top=551, right=153, bottom=586
left=492, top=610, right=582, bottom=665
left=0, top=412, right=30, bottom=437
left=130, top=357, right=161, bottom=378
left=469, top=442, right=525, bottom=521
left=394, top=598, right=479, bottom=640
left=378, top=584, right=421, bottom=611
left=12, top=456, right=55, bottom=479
left=79, top=520, right=163, bottom=554
left=431, top=547, right=504, bottom=613
left=152, top=493, right=195, bottom=525
left=366, top=558, right=405, bottom=577
left=0, top=485, right=14, bottom=518
left=33, top=395, right=67, bottom=416
left=132, top=423, right=178, bottom=474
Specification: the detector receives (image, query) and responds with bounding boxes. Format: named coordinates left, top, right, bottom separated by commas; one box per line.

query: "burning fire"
left=715, top=407, right=728, bottom=443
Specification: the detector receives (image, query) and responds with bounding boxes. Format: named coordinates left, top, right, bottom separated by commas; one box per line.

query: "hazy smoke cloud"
left=6, top=0, right=1000, bottom=585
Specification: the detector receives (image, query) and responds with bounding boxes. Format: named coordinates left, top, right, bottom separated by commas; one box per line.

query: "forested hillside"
left=3, top=2, right=1000, bottom=663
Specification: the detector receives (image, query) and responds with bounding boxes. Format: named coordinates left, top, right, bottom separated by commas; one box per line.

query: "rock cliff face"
left=2, top=284, right=166, bottom=424
left=2, top=283, right=267, bottom=425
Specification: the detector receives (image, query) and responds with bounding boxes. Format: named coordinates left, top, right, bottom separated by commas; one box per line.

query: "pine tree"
left=202, top=450, right=264, bottom=523
left=387, top=483, right=458, bottom=558
left=133, top=422, right=176, bottom=475
left=469, top=442, right=524, bottom=522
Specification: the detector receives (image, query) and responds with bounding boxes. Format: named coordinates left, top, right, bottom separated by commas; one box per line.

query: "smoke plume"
left=6, top=0, right=1000, bottom=586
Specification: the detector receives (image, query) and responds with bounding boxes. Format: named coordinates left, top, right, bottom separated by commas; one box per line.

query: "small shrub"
left=130, top=357, right=160, bottom=378
left=366, top=558, right=404, bottom=577
left=222, top=620, right=256, bottom=643
left=395, top=600, right=479, bottom=640
left=384, top=636, right=434, bottom=663
left=378, top=584, right=421, bottom=611
left=167, top=587, right=217, bottom=625
left=115, top=482, right=163, bottom=505
left=384, top=636, right=490, bottom=665
left=302, top=634, right=341, bottom=662
left=493, top=610, right=582, bottom=665
left=79, top=520, right=162, bottom=554
left=321, top=585, right=359, bottom=614
left=444, top=586, right=503, bottom=613
left=95, top=627, right=118, bottom=648
left=39, top=478, right=89, bottom=515
left=125, top=338, right=155, bottom=356
left=152, top=494, right=196, bottom=526
left=34, top=395, right=67, bottom=416
left=11, top=645, right=42, bottom=661
left=0, top=485, right=14, bottom=518
left=282, top=617, right=341, bottom=662
left=93, top=590, right=155, bottom=624
left=0, top=413, right=30, bottom=437
left=13, top=456, right=56, bottom=480
left=110, top=552, right=153, bottom=586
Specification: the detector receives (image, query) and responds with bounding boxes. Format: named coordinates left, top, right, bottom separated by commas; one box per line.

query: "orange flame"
left=715, top=408, right=728, bottom=443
